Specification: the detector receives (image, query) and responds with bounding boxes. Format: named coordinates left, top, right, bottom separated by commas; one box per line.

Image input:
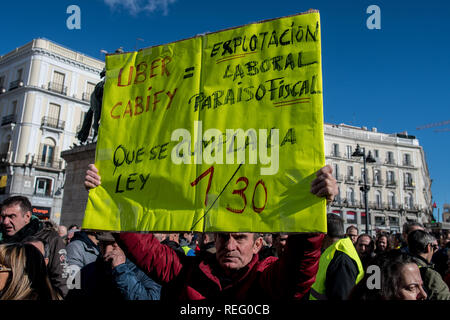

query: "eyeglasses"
left=430, top=244, right=439, bottom=251
left=0, top=265, right=11, bottom=272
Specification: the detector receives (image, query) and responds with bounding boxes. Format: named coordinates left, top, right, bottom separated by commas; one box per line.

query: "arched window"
left=347, top=187, right=355, bottom=205
left=405, top=193, right=413, bottom=209
left=388, top=191, right=396, bottom=208
left=40, top=137, right=56, bottom=167
left=375, top=190, right=382, bottom=207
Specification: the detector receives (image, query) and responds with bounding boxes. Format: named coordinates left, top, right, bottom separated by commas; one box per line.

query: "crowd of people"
left=0, top=163, right=448, bottom=301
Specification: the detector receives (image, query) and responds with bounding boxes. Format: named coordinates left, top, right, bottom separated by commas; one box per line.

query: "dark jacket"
left=0, top=217, right=68, bottom=297
left=116, top=232, right=324, bottom=301
left=112, top=259, right=162, bottom=300
left=411, top=255, right=450, bottom=300
left=325, top=251, right=359, bottom=299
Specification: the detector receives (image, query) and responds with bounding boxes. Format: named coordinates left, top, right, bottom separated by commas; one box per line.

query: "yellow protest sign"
left=82, top=10, right=326, bottom=233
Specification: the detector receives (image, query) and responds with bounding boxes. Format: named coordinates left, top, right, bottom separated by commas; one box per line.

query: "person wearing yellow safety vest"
left=309, top=214, right=364, bottom=300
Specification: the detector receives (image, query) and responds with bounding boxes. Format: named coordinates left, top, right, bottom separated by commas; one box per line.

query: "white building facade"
left=0, top=38, right=104, bottom=223
left=325, top=123, right=433, bottom=235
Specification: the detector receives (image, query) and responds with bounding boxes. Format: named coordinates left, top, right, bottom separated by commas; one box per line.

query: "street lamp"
left=352, top=144, right=376, bottom=236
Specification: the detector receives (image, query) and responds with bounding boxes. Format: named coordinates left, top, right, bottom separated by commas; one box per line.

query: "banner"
left=83, top=10, right=326, bottom=233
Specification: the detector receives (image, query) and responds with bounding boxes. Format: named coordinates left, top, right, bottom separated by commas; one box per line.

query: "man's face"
left=1, top=204, right=31, bottom=237
left=215, top=233, right=262, bottom=273
left=397, top=263, right=427, bottom=300
left=356, top=236, right=372, bottom=257
left=263, top=234, right=273, bottom=246
left=347, top=230, right=358, bottom=244
left=275, top=234, right=289, bottom=257
left=377, top=236, right=388, bottom=251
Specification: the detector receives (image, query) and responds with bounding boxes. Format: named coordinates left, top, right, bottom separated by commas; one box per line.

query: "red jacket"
left=117, top=232, right=324, bottom=301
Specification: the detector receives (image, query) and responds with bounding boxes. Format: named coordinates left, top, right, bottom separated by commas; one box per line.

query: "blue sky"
left=2, top=0, right=449, bottom=221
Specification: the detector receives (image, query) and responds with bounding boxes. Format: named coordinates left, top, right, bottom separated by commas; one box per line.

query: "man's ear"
left=253, top=237, right=263, bottom=254
left=24, top=211, right=32, bottom=223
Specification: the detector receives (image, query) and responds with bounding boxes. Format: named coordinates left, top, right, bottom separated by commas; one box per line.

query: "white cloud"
left=104, top=0, right=177, bottom=16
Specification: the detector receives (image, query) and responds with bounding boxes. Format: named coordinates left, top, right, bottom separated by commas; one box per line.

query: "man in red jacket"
left=84, top=164, right=337, bottom=300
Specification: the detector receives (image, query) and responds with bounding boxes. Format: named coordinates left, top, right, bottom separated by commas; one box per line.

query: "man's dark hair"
left=1, top=196, right=32, bottom=215
left=327, top=214, right=345, bottom=238
left=402, top=221, right=424, bottom=235
left=408, top=230, right=436, bottom=255
left=346, top=225, right=358, bottom=234
left=22, top=235, right=50, bottom=259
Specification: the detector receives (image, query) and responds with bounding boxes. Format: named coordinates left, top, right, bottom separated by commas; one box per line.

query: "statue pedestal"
left=60, top=143, right=96, bottom=228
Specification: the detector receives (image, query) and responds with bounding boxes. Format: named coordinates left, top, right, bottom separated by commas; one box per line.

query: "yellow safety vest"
left=309, top=237, right=364, bottom=300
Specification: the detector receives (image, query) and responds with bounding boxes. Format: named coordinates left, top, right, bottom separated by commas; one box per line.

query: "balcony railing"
left=9, top=79, right=24, bottom=90
left=330, top=151, right=341, bottom=158
left=345, top=175, right=356, bottom=183
left=1, top=114, right=16, bottom=126
left=385, top=158, right=396, bottom=165
left=33, top=156, right=63, bottom=170
left=47, top=82, right=67, bottom=95
left=334, top=174, right=343, bottom=182
left=82, top=92, right=91, bottom=101
left=403, top=160, right=414, bottom=167
left=373, top=178, right=384, bottom=186
left=404, top=182, right=415, bottom=189
left=41, top=117, right=65, bottom=130
left=404, top=204, right=420, bottom=212
left=359, top=177, right=371, bottom=185
left=369, top=201, right=384, bottom=210
left=386, top=180, right=397, bottom=187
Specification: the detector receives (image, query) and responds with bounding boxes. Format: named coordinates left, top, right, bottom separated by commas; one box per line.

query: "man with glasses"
left=408, top=230, right=450, bottom=300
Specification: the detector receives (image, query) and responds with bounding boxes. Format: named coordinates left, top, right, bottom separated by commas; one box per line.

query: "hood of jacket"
left=70, top=231, right=99, bottom=251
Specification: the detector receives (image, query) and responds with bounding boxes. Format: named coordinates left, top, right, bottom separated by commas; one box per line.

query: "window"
left=346, top=145, right=353, bottom=159
left=361, top=211, right=366, bottom=224
left=16, top=68, right=23, bottom=81
left=347, top=188, right=355, bottom=205
left=388, top=192, right=396, bottom=208
left=335, top=187, right=341, bottom=203
left=346, top=211, right=356, bottom=223
left=389, top=216, right=399, bottom=226
left=375, top=216, right=385, bottom=226
left=374, top=149, right=379, bottom=158
left=386, top=151, right=394, bottom=164
left=40, top=137, right=56, bottom=167
left=387, top=171, right=395, bottom=184
left=375, top=191, right=382, bottom=207
left=48, top=103, right=61, bottom=122
left=333, top=163, right=339, bottom=179
left=53, top=71, right=65, bottom=86
left=405, top=193, right=413, bottom=209
left=404, top=154, right=410, bottom=166
left=332, top=143, right=339, bottom=157
left=361, top=167, right=366, bottom=182
left=374, top=169, right=381, bottom=185
left=35, top=178, right=52, bottom=196
left=347, top=166, right=354, bottom=177
left=405, top=172, right=413, bottom=186
left=83, top=82, right=96, bottom=101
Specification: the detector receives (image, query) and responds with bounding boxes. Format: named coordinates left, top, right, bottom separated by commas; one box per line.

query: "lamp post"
left=352, top=144, right=376, bottom=236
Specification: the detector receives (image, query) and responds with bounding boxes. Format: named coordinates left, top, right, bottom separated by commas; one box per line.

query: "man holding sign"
left=82, top=9, right=336, bottom=300
left=84, top=163, right=337, bottom=300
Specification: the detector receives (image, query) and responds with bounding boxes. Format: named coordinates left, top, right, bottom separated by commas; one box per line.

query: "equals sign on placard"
left=183, top=66, right=195, bottom=79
